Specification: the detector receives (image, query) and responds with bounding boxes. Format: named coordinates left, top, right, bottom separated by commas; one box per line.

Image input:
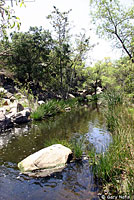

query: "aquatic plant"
left=44, top=139, right=72, bottom=150
left=31, top=98, right=82, bottom=121
left=31, top=106, right=45, bottom=120
left=44, top=138, right=83, bottom=160
left=90, top=101, right=134, bottom=197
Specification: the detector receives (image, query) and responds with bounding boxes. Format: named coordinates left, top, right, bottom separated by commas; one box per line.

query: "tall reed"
left=90, top=92, right=134, bottom=197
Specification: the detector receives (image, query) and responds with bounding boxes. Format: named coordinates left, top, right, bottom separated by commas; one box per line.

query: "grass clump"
left=44, top=138, right=72, bottom=150
left=31, top=99, right=60, bottom=120
left=71, top=138, right=83, bottom=160
left=44, top=138, right=83, bottom=160
left=31, top=98, right=82, bottom=121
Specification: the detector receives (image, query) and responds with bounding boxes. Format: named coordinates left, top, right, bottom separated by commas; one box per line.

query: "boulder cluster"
left=0, top=87, right=31, bottom=132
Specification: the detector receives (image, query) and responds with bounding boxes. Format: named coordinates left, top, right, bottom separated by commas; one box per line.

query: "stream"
left=0, top=106, right=112, bottom=200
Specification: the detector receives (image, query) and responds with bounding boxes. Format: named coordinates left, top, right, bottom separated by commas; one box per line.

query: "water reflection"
left=87, top=122, right=112, bottom=153
left=0, top=106, right=111, bottom=200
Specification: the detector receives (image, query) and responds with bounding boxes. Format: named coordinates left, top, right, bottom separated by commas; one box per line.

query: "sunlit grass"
left=89, top=92, right=134, bottom=196
left=44, top=138, right=83, bottom=160
left=31, top=98, right=83, bottom=121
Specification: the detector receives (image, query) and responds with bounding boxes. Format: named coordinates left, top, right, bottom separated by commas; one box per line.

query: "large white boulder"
left=18, top=144, right=72, bottom=175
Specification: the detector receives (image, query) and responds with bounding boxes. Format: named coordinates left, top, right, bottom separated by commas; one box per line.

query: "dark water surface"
left=0, top=106, right=111, bottom=200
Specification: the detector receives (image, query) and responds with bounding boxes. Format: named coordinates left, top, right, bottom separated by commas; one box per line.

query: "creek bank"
left=18, top=144, right=73, bottom=177
left=0, top=72, right=103, bottom=132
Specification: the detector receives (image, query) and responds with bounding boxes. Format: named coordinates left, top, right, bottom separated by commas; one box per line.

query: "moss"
left=18, top=162, right=25, bottom=172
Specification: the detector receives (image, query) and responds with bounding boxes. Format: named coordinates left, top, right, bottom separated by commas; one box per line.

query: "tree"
left=47, top=6, right=72, bottom=97
left=7, top=27, right=53, bottom=85
left=84, top=58, right=116, bottom=94
left=69, top=31, right=93, bottom=93
left=114, top=57, right=134, bottom=94
left=90, top=0, right=134, bottom=62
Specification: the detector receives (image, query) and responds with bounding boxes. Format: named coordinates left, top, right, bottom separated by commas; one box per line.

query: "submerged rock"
left=18, top=144, right=72, bottom=177
left=0, top=115, right=13, bottom=132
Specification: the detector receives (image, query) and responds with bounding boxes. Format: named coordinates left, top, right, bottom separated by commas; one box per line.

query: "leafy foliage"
left=90, top=0, right=134, bottom=62
left=8, top=27, right=53, bottom=84
left=0, top=0, right=24, bottom=39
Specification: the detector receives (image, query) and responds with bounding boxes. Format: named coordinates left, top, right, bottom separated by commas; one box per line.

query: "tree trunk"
left=115, top=32, right=134, bottom=63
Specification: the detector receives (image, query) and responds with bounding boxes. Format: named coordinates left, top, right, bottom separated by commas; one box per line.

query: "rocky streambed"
left=0, top=86, right=31, bottom=132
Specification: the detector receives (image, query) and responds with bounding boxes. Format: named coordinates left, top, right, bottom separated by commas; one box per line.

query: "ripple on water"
left=0, top=107, right=110, bottom=200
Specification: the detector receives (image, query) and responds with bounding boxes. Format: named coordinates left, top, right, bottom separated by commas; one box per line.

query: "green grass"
left=89, top=93, right=134, bottom=197
left=44, top=138, right=72, bottom=150
left=70, top=138, right=83, bottom=160
left=31, top=98, right=83, bottom=121
left=44, top=138, right=83, bottom=160
left=31, top=99, right=60, bottom=120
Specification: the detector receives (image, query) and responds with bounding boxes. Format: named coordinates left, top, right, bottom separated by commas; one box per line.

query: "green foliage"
left=31, top=98, right=81, bottom=121
left=0, top=90, right=5, bottom=107
left=103, top=90, right=123, bottom=108
left=7, top=27, right=53, bottom=84
left=90, top=0, right=134, bottom=62
left=83, top=58, right=116, bottom=95
left=31, top=99, right=59, bottom=120
left=0, top=0, right=24, bottom=39
left=72, top=144, right=83, bottom=159
left=71, top=138, right=83, bottom=159
left=1, top=5, right=92, bottom=98
left=44, top=139, right=72, bottom=151
left=47, top=6, right=73, bottom=97
left=102, top=90, right=123, bottom=132
left=90, top=100, right=134, bottom=196
left=44, top=137, right=83, bottom=160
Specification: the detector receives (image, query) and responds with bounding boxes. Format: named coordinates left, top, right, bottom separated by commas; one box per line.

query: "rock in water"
left=18, top=144, right=72, bottom=177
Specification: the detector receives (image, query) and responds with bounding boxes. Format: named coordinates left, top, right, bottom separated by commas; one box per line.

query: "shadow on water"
left=0, top=105, right=112, bottom=200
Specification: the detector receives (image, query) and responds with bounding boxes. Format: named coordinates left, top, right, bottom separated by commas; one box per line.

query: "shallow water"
left=0, top=106, right=111, bottom=200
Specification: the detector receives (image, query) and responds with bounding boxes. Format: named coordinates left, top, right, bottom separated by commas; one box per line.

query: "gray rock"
left=14, top=108, right=31, bottom=124
left=0, top=88, right=6, bottom=93
left=0, top=116, right=13, bottom=132
left=9, top=107, right=17, bottom=115
left=96, top=87, right=102, bottom=94
left=17, top=103, right=24, bottom=112
left=0, top=112, right=5, bottom=120
left=14, top=114, right=29, bottom=124
left=0, top=107, right=6, bottom=115
left=18, top=144, right=72, bottom=177
left=65, top=107, right=71, bottom=112
left=10, top=96, right=16, bottom=103
left=24, top=165, right=65, bottom=178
